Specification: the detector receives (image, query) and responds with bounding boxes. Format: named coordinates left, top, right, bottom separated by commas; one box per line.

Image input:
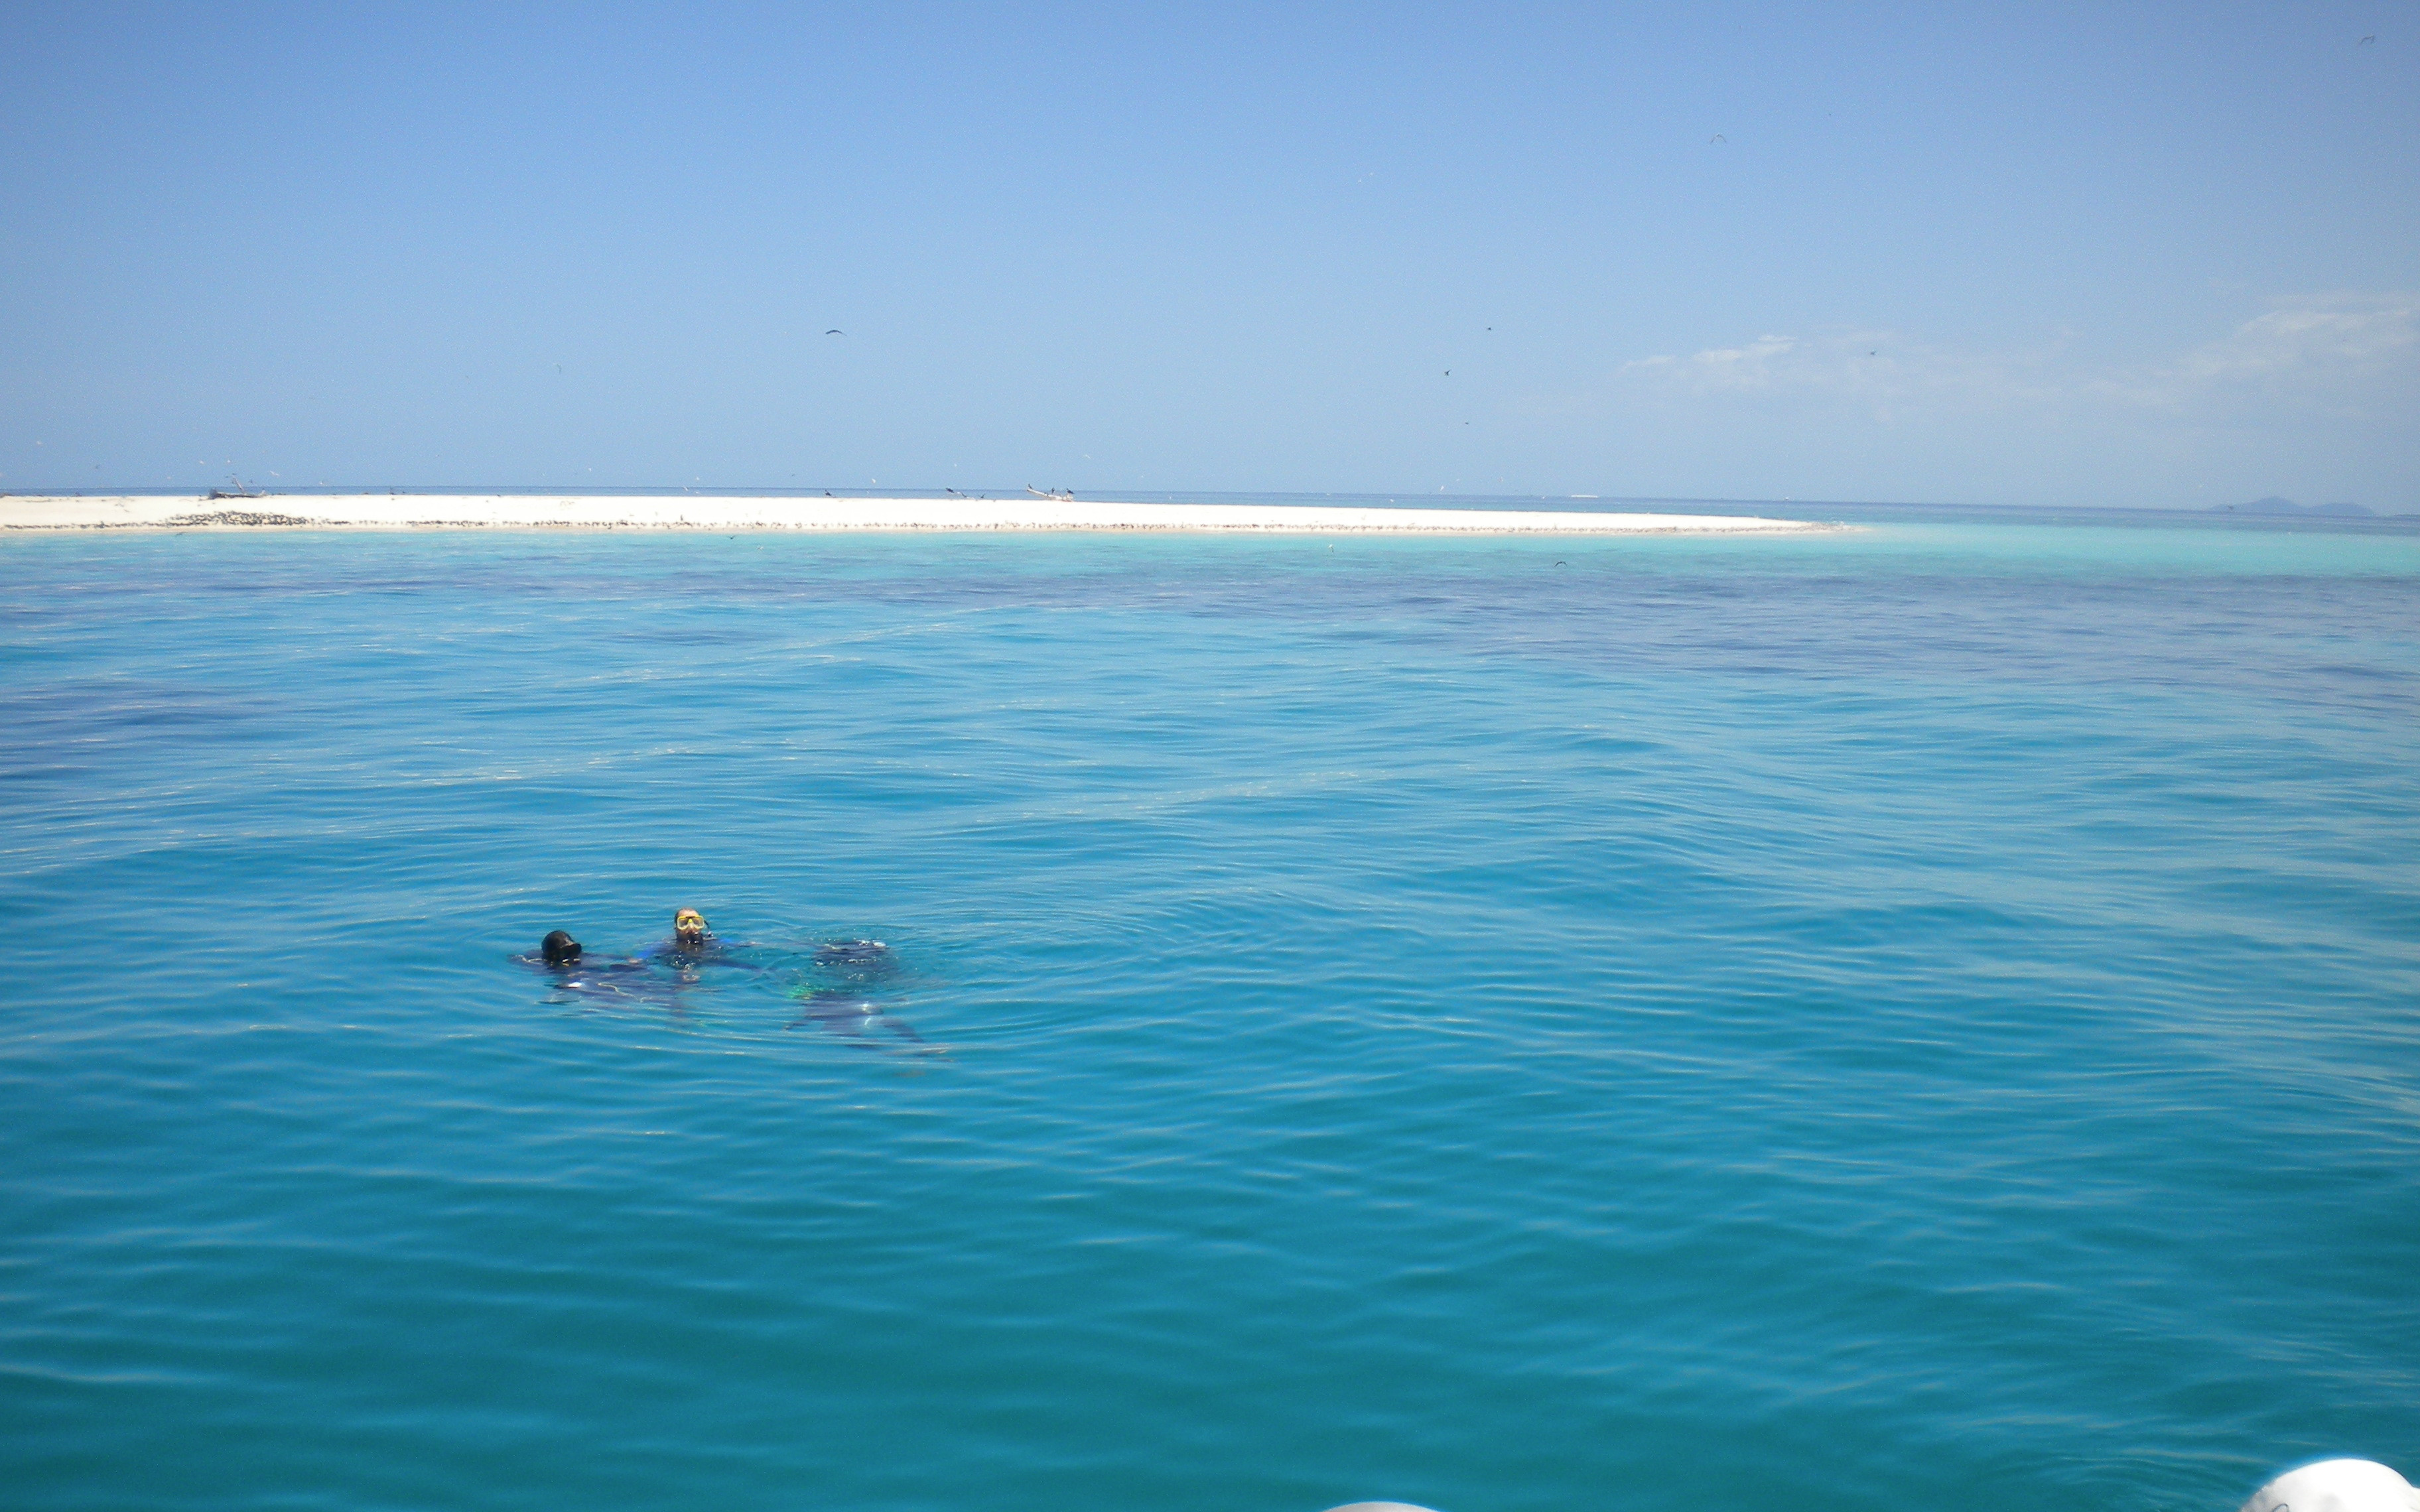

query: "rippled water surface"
left=5, top=517, right=2417, bottom=1511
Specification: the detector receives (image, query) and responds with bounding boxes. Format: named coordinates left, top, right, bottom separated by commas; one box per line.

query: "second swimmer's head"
left=541, top=929, right=582, bottom=966
left=673, top=909, right=708, bottom=948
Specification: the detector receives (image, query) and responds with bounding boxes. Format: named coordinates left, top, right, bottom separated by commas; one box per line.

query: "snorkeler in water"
left=634, top=908, right=773, bottom=998
left=787, top=939, right=936, bottom=1052
left=520, top=929, right=659, bottom=1004
left=648, top=908, right=734, bottom=960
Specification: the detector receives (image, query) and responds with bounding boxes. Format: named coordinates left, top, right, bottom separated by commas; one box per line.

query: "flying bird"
left=1710, top=133, right=1726, bottom=144
left=826, top=329, right=844, bottom=336
left=2358, top=33, right=2376, bottom=44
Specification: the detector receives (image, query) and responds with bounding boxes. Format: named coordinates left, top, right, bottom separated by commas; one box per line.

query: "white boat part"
left=2240, top=1460, right=2419, bottom=1512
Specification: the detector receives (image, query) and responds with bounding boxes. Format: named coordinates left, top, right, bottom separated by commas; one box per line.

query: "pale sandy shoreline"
left=1, top=494, right=1823, bottom=535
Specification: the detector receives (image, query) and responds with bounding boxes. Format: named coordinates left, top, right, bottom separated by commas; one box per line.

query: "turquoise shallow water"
left=4, top=515, right=2416, bottom=1511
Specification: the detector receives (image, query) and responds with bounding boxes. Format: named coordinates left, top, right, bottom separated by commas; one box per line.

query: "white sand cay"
left=1, top=494, right=1821, bottom=534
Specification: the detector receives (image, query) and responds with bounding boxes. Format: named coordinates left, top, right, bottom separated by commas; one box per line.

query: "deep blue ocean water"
left=4, top=513, right=2415, bottom=1512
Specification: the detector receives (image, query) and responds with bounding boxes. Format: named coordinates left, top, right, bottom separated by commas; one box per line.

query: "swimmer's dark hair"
left=541, top=930, right=582, bottom=966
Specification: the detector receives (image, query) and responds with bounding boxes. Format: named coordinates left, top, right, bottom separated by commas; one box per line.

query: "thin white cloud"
left=1618, top=329, right=2068, bottom=422
left=2127, top=294, right=2419, bottom=409
left=1617, top=294, right=2419, bottom=422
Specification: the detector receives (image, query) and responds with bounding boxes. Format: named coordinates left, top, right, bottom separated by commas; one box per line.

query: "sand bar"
left=3, top=494, right=1820, bottom=534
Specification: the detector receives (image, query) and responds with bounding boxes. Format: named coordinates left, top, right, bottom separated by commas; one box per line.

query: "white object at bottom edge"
left=2241, top=1460, right=2419, bottom=1512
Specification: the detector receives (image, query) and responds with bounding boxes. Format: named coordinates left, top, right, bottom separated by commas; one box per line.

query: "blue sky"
left=3, top=2, right=2413, bottom=507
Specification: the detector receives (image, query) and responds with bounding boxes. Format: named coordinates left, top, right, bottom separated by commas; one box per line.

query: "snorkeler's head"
left=541, top=929, right=582, bottom=966
left=673, top=909, right=708, bottom=947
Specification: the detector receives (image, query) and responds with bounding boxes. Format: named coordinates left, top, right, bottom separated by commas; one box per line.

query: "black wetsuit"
left=643, top=933, right=763, bottom=968
left=524, top=934, right=925, bottom=1049
left=519, top=950, right=668, bottom=1005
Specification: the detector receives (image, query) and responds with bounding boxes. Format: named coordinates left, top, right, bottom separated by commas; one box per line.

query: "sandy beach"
left=0, top=495, right=1821, bottom=534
